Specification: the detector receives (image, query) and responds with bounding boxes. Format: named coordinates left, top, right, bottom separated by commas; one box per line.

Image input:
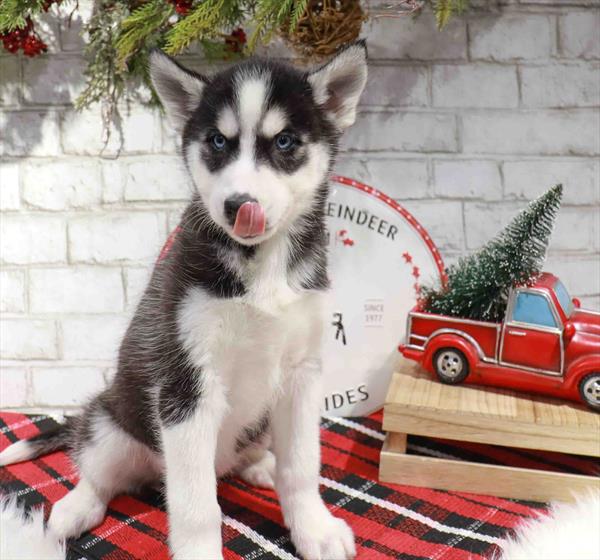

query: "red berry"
left=231, top=28, right=246, bottom=44
left=22, top=34, right=47, bottom=57
left=1, top=31, right=21, bottom=54
left=5, top=41, right=19, bottom=53
left=225, top=27, right=246, bottom=54
left=169, top=0, right=191, bottom=15
left=174, top=0, right=191, bottom=15
left=1, top=16, right=46, bottom=56
left=23, top=37, right=35, bottom=55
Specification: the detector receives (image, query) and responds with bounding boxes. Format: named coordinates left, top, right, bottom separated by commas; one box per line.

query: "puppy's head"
left=150, top=43, right=367, bottom=246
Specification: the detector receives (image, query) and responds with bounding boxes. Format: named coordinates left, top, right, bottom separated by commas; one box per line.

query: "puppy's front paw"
left=289, top=509, right=355, bottom=560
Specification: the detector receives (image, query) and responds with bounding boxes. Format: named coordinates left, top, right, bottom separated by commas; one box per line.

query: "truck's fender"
left=563, top=354, right=600, bottom=392
left=423, top=333, right=480, bottom=375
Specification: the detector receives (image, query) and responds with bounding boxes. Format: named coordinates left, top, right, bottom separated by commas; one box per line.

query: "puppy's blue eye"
left=275, top=133, right=295, bottom=151
left=211, top=134, right=227, bottom=150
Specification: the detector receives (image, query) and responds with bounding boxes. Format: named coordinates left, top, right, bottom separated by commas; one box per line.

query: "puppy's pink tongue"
left=233, top=201, right=266, bottom=238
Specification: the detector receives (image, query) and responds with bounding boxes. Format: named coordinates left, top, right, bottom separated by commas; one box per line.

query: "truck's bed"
left=406, top=311, right=501, bottom=361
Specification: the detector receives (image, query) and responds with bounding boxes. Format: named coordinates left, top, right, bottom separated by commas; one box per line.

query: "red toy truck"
left=399, top=273, right=600, bottom=410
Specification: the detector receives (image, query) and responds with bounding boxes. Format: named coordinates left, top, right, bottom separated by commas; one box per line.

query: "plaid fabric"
left=1, top=411, right=598, bottom=560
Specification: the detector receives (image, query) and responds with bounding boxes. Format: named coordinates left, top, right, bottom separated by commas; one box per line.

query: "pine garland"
left=422, top=185, right=563, bottom=322
left=1, top=0, right=474, bottom=133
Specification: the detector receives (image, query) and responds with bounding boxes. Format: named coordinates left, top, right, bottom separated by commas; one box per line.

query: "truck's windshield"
left=554, top=280, right=574, bottom=318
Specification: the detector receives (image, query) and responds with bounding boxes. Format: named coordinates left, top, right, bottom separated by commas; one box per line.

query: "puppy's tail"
left=0, top=420, right=70, bottom=467
left=1, top=495, right=66, bottom=559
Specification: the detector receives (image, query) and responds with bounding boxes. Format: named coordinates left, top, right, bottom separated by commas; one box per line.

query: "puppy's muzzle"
left=224, top=194, right=257, bottom=226
left=224, top=194, right=266, bottom=239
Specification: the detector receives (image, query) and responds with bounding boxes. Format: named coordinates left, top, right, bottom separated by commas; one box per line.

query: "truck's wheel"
left=433, top=348, right=469, bottom=384
left=579, top=373, right=600, bottom=411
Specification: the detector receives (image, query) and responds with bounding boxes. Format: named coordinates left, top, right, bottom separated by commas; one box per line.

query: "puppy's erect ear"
left=308, top=40, right=367, bottom=129
left=149, top=50, right=207, bottom=133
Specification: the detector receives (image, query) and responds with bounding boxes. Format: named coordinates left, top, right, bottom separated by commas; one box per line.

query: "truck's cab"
left=501, top=274, right=600, bottom=382
left=500, top=274, right=570, bottom=376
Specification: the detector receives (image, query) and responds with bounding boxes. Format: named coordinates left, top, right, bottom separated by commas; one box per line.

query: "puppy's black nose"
left=224, top=194, right=257, bottom=226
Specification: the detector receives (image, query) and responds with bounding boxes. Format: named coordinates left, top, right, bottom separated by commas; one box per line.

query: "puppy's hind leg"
left=48, top=408, right=160, bottom=540
left=237, top=431, right=276, bottom=490
left=238, top=446, right=276, bottom=489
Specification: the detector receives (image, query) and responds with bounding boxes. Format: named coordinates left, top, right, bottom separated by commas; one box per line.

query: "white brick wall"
left=1, top=2, right=599, bottom=410
left=0, top=319, right=58, bottom=360
left=432, top=64, right=519, bottom=108
left=22, top=159, right=102, bottom=210
left=29, top=267, right=124, bottom=313
left=30, top=366, right=107, bottom=406
left=0, top=270, right=26, bottom=313
left=469, top=15, right=554, bottom=61
left=0, top=163, right=20, bottom=210
left=68, top=212, right=166, bottom=263
left=1, top=215, right=67, bottom=264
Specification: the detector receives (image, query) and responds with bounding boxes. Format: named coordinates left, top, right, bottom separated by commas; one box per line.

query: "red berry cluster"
left=1, top=18, right=47, bottom=57
left=225, top=28, right=246, bottom=54
left=169, top=0, right=192, bottom=15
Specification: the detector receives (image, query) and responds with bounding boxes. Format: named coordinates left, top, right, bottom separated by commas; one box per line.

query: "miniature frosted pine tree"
left=422, top=184, right=563, bottom=322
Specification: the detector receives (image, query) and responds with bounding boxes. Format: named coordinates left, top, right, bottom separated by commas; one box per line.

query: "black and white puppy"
left=0, top=42, right=368, bottom=559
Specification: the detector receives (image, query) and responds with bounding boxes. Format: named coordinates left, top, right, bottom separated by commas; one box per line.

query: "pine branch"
left=289, top=0, right=309, bottom=33
left=0, top=0, right=45, bottom=32
left=114, top=0, right=174, bottom=70
left=75, top=1, right=129, bottom=111
left=433, top=0, right=470, bottom=29
left=248, top=0, right=297, bottom=50
left=434, top=0, right=452, bottom=29
left=164, top=0, right=242, bottom=55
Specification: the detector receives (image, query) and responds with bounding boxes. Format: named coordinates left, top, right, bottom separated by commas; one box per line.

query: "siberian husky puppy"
left=0, top=42, right=368, bottom=559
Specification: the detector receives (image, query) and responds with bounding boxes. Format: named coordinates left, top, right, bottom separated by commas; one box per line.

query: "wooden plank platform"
left=383, top=362, right=600, bottom=456
left=380, top=363, right=600, bottom=502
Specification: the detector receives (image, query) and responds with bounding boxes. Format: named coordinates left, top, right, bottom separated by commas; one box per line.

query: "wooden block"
left=383, top=364, right=600, bottom=457
left=386, top=432, right=407, bottom=454
left=380, top=434, right=600, bottom=503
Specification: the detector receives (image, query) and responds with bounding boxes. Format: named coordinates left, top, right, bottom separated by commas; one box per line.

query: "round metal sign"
left=322, top=175, right=445, bottom=416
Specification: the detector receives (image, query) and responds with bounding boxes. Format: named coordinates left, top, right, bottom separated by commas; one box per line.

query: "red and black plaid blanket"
left=1, top=411, right=597, bottom=560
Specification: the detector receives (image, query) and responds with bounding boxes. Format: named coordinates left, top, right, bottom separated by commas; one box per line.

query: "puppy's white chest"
left=179, top=287, right=321, bottom=475
left=177, top=284, right=322, bottom=409
left=215, top=292, right=317, bottom=389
